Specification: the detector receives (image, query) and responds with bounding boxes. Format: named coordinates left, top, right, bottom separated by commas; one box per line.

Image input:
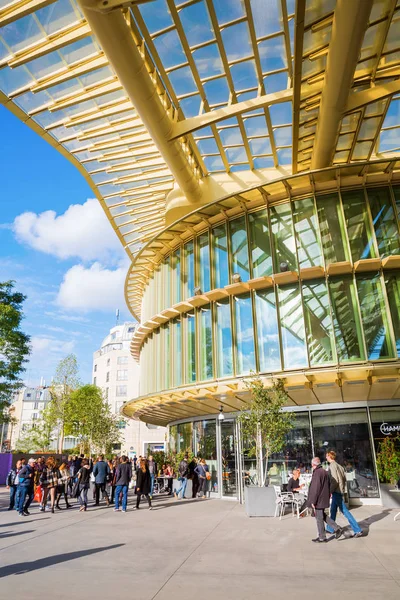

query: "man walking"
left=174, top=454, right=189, bottom=500
left=93, top=454, right=110, bottom=506
left=114, top=455, right=132, bottom=513
left=17, top=458, right=36, bottom=516
left=147, top=455, right=158, bottom=498
left=6, top=460, right=22, bottom=510
left=308, top=457, right=343, bottom=543
left=326, top=450, right=363, bottom=538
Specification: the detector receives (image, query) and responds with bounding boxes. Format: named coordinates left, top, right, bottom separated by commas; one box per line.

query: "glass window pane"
left=212, top=225, right=229, bottom=288
left=270, top=203, right=298, bottom=272
left=172, top=248, right=181, bottom=304
left=255, top=289, right=281, bottom=371
left=198, top=232, right=211, bottom=292
left=173, top=318, right=182, bottom=386
left=303, top=281, right=335, bottom=365
left=367, top=187, right=400, bottom=258
left=185, top=311, right=196, bottom=383
left=312, top=408, right=379, bottom=499
left=164, top=324, right=170, bottom=389
left=293, top=197, right=323, bottom=268
left=248, top=209, right=272, bottom=277
left=356, top=274, right=394, bottom=360
left=328, top=277, right=365, bottom=362
left=184, top=241, right=195, bottom=298
left=199, top=305, right=213, bottom=380
left=164, top=256, right=171, bottom=309
left=229, top=216, right=250, bottom=281
left=268, top=412, right=313, bottom=479
left=193, top=420, right=218, bottom=493
left=216, top=298, right=233, bottom=377
left=234, top=294, right=256, bottom=374
left=385, top=271, right=400, bottom=356
left=393, top=186, right=400, bottom=221
left=316, top=193, right=350, bottom=265
left=370, top=406, right=400, bottom=457
left=342, top=189, right=376, bottom=261
left=176, top=423, right=192, bottom=453
left=277, top=284, right=308, bottom=369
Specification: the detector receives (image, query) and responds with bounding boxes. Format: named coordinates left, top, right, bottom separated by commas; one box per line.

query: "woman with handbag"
left=77, top=458, right=91, bottom=512
left=134, top=458, right=152, bottom=510
left=40, top=457, right=61, bottom=513
left=195, top=459, right=210, bottom=499
left=55, top=463, right=72, bottom=510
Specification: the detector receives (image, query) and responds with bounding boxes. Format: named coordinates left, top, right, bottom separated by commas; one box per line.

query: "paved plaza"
left=0, top=488, right=399, bottom=600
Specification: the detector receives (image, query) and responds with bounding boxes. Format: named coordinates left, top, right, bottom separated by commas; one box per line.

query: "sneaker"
left=40, top=507, right=45, bottom=512
left=18, top=512, right=25, bottom=517
left=335, top=528, right=344, bottom=540
left=149, top=506, right=153, bottom=510
left=8, top=507, right=13, bottom=511
left=113, top=508, right=120, bottom=512
left=23, top=510, right=30, bottom=516
left=312, top=537, right=327, bottom=543
left=353, top=531, right=363, bottom=538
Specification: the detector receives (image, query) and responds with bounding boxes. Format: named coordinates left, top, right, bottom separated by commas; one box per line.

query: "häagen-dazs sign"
left=380, top=422, right=400, bottom=436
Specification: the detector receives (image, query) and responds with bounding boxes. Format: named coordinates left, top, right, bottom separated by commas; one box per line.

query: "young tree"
left=15, top=420, right=54, bottom=453
left=237, top=377, right=295, bottom=487
left=0, top=281, right=30, bottom=422
left=47, top=354, right=81, bottom=452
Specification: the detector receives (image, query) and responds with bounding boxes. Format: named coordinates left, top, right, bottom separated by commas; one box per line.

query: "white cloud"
left=31, top=336, right=75, bottom=355
left=56, top=262, right=127, bottom=312
left=24, top=336, right=76, bottom=387
left=13, top=199, right=124, bottom=263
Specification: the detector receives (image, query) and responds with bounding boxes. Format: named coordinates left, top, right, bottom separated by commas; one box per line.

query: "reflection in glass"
left=302, top=281, right=335, bottom=365
left=216, top=298, right=233, bottom=377
left=342, top=189, right=376, bottom=261
left=293, top=197, right=323, bottom=268
left=163, top=324, right=170, bottom=389
left=248, top=209, right=272, bottom=277
left=184, top=240, right=195, bottom=298
left=185, top=311, right=196, bottom=383
left=270, top=203, right=298, bottom=272
left=384, top=271, right=400, bottom=356
left=316, top=193, right=349, bottom=264
left=328, top=277, right=365, bottom=362
left=356, top=274, right=394, bottom=360
left=164, top=256, right=171, bottom=309
left=212, top=225, right=229, bottom=288
left=255, top=289, right=281, bottom=371
left=393, top=186, right=400, bottom=221
left=269, top=412, right=313, bottom=482
left=367, top=187, right=400, bottom=257
left=193, top=419, right=218, bottom=494
left=234, top=294, right=256, bottom=374
left=172, top=248, right=181, bottom=304
left=229, top=216, right=250, bottom=281
left=176, top=422, right=192, bottom=453
left=199, top=305, right=213, bottom=380
left=277, top=284, right=308, bottom=369
left=221, top=420, right=238, bottom=497
left=312, top=408, right=379, bottom=498
left=173, top=318, right=182, bottom=386
left=198, top=232, right=211, bottom=292
left=370, top=406, right=400, bottom=458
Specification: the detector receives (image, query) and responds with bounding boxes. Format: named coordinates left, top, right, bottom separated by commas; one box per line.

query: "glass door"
left=220, top=419, right=239, bottom=498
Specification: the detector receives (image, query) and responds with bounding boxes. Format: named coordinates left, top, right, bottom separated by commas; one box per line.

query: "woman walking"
left=40, top=457, right=61, bottom=513
left=77, top=458, right=91, bottom=512
left=134, top=458, right=152, bottom=510
left=55, top=463, right=71, bottom=510
left=195, top=459, right=209, bottom=499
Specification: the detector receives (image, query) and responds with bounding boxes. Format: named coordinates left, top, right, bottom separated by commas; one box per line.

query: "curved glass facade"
left=139, top=184, right=400, bottom=396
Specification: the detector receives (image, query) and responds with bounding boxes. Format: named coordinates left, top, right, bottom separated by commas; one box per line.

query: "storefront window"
left=229, top=216, right=250, bottom=282
left=293, top=197, right=323, bottom=268
left=270, top=203, right=297, bottom=272
left=302, top=280, right=335, bottom=365
left=199, top=305, right=213, bottom=380
left=193, top=419, right=218, bottom=494
left=198, top=232, right=211, bottom=292
left=212, top=225, right=229, bottom=288
left=185, top=311, right=196, bottom=383
left=248, top=209, right=272, bottom=277
left=215, top=298, right=233, bottom=377
left=268, top=412, right=313, bottom=485
left=255, top=289, right=281, bottom=372
left=234, top=293, right=256, bottom=374
left=184, top=240, right=195, bottom=298
left=342, top=189, right=376, bottom=261
left=367, top=187, right=400, bottom=257
left=369, top=406, right=400, bottom=457
left=356, top=274, right=394, bottom=360
left=384, top=271, right=400, bottom=356
left=221, top=419, right=238, bottom=497
left=311, top=408, right=379, bottom=498
left=328, top=276, right=365, bottom=362
left=277, top=284, right=308, bottom=369
left=316, top=193, right=350, bottom=265
left=176, top=422, right=193, bottom=453
left=172, top=318, right=182, bottom=387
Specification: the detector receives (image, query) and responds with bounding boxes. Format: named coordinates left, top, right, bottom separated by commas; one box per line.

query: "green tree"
left=46, top=354, right=81, bottom=452
left=0, top=281, right=30, bottom=422
left=15, top=420, right=54, bottom=453
left=237, top=377, right=294, bottom=487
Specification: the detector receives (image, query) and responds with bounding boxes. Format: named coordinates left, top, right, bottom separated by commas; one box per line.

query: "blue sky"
left=0, top=105, right=134, bottom=387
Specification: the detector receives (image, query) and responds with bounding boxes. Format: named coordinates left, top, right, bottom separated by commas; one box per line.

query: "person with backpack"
left=325, top=450, right=363, bottom=538
left=6, top=459, right=22, bottom=510
left=195, top=459, right=210, bottom=499
left=114, top=455, right=132, bottom=512
left=93, top=454, right=110, bottom=506
left=17, top=458, right=36, bottom=516
left=174, top=454, right=189, bottom=500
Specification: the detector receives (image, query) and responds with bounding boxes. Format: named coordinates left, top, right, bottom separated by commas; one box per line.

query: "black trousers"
left=95, top=482, right=109, bottom=505
left=192, top=476, right=200, bottom=498
left=136, top=493, right=151, bottom=508
left=315, top=508, right=339, bottom=540
left=198, top=478, right=207, bottom=497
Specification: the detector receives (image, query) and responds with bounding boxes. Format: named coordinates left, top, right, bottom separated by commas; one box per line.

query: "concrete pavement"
left=0, top=487, right=399, bottom=600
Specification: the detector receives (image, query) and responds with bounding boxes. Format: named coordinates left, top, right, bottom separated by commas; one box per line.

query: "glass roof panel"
left=169, top=66, right=197, bottom=96
left=0, top=65, right=33, bottom=95
left=213, top=0, right=245, bottom=24
left=258, top=35, right=287, bottom=72
left=193, top=43, right=224, bottom=78
left=153, top=29, right=186, bottom=69
left=230, top=59, right=258, bottom=92
left=138, top=0, right=173, bottom=34
left=251, top=0, right=283, bottom=38
left=0, top=14, right=43, bottom=54
left=179, top=2, right=214, bottom=47
left=35, top=0, right=81, bottom=36
left=221, top=21, right=252, bottom=62
left=304, top=0, right=335, bottom=27
left=270, top=101, right=292, bottom=126
left=203, top=76, right=230, bottom=106
left=264, top=71, right=288, bottom=93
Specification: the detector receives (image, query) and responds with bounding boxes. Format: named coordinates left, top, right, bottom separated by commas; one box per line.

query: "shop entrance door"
left=220, top=419, right=239, bottom=499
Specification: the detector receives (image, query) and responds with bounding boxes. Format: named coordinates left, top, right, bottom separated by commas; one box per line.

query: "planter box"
left=379, top=483, right=400, bottom=509
left=244, top=485, right=276, bottom=517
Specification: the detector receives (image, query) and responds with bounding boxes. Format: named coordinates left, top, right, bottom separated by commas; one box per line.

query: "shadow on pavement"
left=0, top=530, right=35, bottom=539
left=0, top=543, right=125, bottom=578
left=0, top=518, right=50, bottom=528
left=152, top=498, right=208, bottom=510
left=358, top=508, right=392, bottom=535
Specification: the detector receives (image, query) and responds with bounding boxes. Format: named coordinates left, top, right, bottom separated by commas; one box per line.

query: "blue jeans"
left=150, top=473, right=155, bottom=496
left=14, top=486, right=21, bottom=511
left=17, top=485, right=33, bottom=514
left=78, top=485, right=88, bottom=507
left=326, top=492, right=362, bottom=534
left=8, top=485, right=17, bottom=509
left=115, top=485, right=128, bottom=511
left=174, top=477, right=187, bottom=499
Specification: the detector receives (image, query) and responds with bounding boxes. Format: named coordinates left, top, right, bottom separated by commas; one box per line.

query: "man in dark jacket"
left=308, top=457, right=343, bottom=543
left=93, top=454, right=110, bottom=506
left=6, top=460, right=22, bottom=510
left=17, top=458, right=36, bottom=517
left=174, top=454, right=189, bottom=500
left=114, top=456, right=132, bottom=512
left=147, top=455, right=157, bottom=497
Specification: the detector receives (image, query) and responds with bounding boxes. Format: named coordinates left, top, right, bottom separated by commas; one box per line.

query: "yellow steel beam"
left=0, top=0, right=56, bottom=27
left=63, top=99, right=133, bottom=128
left=311, top=0, right=373, bottom=169
left=292, top=0, right=306, bottom=174
left=49, top=78, right=122, bottom=112
left=345, top=79, right=400, bottom=114
left=31, top=54, right=109, bottom=93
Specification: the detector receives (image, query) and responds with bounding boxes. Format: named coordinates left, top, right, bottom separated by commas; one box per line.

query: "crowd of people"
left=5, top=453, right=212, bottom=517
